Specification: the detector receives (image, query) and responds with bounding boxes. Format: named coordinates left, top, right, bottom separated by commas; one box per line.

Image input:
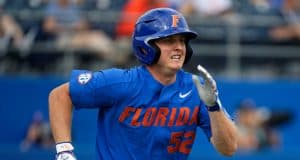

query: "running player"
left=49, top=7, right=238, bottom=160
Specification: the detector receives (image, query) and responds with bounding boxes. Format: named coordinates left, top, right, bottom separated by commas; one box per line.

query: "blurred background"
left=0, top=0, right=299, bottom=159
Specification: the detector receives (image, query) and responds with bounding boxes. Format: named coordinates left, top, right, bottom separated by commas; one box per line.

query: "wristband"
left=207, top=103, right=221, bottom=112
left=56, top=142, right=74, bottom=153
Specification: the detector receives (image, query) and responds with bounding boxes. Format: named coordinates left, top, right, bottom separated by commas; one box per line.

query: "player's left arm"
left=207, top=104, right=238, bottom=156
left=192, top=65, right=238, bottom=156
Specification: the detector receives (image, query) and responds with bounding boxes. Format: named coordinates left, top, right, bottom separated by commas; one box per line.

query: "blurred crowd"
left=0, top=0, right=299, bottom=75
left=235, top=98, right=293, bottom=154
left=20, top=110, right=54, bottom=152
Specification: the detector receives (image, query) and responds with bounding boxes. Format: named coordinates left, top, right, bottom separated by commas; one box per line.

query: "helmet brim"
left=135, top=28, right=198, bottom=44
left=148, top=28, right=198, bottom=42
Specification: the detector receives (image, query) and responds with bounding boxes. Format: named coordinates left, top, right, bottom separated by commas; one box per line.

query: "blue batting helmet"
left=132, top=8, right=198, bottom=65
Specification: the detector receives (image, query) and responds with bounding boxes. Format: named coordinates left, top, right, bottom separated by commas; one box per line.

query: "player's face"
left=154, top=35, right=186, bottom=72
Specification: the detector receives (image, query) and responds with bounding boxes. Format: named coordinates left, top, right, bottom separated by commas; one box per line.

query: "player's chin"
left=169, top=62, right=184, bottom=70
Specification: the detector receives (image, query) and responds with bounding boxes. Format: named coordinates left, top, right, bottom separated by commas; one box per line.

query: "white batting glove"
left=55, top=142, right=77, bottom=160
left=192, top=65, right=219, bottom=108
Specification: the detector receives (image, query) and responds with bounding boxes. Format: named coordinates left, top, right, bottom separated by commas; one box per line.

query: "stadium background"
left=0, top=0, right=299, bottom=159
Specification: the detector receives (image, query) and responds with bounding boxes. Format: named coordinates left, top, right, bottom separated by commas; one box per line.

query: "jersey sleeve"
left=69, top=69, right=129, bottom=109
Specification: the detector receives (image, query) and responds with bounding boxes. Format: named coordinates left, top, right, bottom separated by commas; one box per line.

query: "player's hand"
left=55, top=142, right=77, bottom=160
left=192, top=64, right=218, bottom=107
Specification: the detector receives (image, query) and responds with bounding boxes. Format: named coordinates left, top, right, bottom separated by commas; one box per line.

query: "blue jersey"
left=69, top=66, right=212, bottom=160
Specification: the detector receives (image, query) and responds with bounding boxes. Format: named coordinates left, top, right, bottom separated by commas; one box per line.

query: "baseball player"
left=49, top=8, right=238, bottom=160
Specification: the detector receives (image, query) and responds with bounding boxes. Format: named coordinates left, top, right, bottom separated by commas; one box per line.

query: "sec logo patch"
left=78, top=73, right=92, bottom=85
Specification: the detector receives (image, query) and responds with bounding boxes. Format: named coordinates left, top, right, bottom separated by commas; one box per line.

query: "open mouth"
left=171, top=55, right=181, bottom=60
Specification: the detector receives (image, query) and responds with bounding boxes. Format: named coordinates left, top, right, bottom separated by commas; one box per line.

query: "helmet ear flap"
left=184, top=41, right=193, bottom=64
left=148, top=41, right=161, bottom=65
left=138, top=47, right=148, bottom=56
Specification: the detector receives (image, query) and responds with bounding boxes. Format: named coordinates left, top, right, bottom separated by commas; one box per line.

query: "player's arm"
left=208, top=106, right=238, bottom=156
left=49, top=82, right=76, bottom=160
left=192, top=65, right=238, bottom=156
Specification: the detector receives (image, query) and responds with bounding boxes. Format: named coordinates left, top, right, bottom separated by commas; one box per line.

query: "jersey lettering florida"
left=69, top=66, right=212, bottom=160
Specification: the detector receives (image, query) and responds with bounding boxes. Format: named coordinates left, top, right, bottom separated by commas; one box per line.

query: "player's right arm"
left=49, top=82, right=76, bottom=160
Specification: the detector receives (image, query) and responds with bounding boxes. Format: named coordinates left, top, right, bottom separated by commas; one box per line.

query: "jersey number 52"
left=167, top=131, right=195, bottom=154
